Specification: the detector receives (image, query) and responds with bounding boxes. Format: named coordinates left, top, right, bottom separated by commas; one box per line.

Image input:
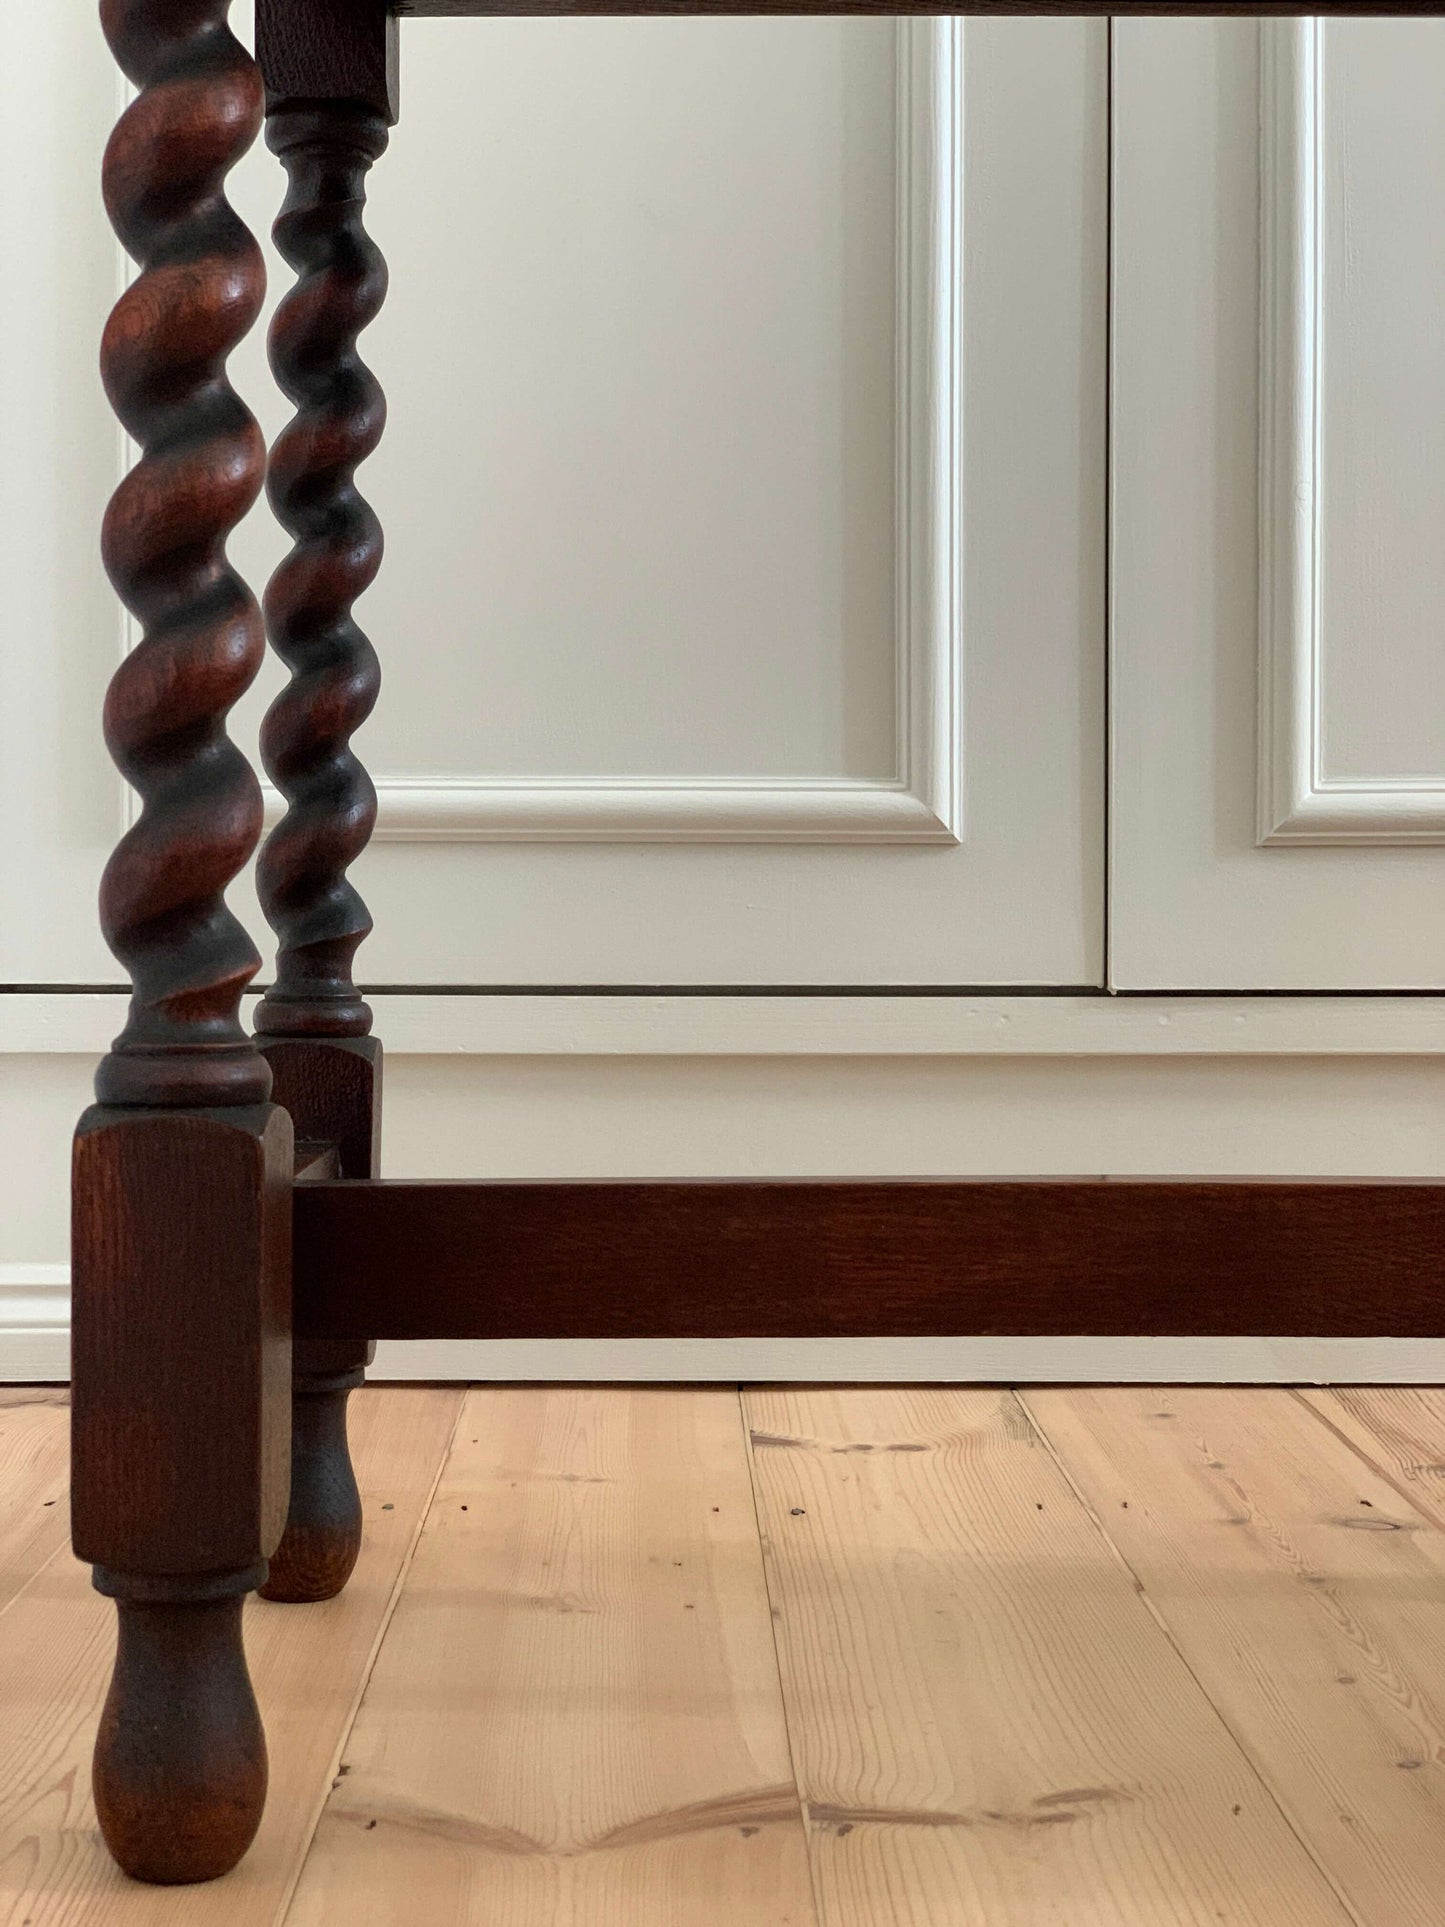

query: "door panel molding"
left=238, top=20, right=961, bottom=847
left=371, top=18, right=960, bottom=844
left=1258, top=17, right=1445, bottom=846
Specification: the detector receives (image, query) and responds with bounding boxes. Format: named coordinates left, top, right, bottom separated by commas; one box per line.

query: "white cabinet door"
left=0, top=16, right=1105, bottom=990
left=1112, top=16, right=1445, bottom=990
left=260, top=16, right=1107, bottom=988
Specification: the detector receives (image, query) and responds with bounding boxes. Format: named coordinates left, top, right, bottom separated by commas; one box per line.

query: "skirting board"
left=7, top=992, right=1445, bottom=1056
left=4, top=1270, right=1443, bottom=1385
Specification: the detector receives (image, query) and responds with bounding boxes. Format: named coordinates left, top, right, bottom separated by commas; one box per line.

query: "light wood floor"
left=5, top=1386, right=1445, bottom=1924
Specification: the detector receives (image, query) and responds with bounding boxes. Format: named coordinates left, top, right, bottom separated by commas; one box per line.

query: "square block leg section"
left=71, top=1103, right=293, bottom=1884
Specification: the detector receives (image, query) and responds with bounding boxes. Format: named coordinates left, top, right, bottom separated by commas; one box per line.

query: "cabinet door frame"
left=1110, top=13, right=1445, bottom=990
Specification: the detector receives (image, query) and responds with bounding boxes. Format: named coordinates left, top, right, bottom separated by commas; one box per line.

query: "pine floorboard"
left=8, top=1384, right=1445, bottom=1924
left=285, top=1385, right=817, bottom=1927
left=1298, top=1388, right=1445, bottom=1531
left=0, top=1385, right=462, bottom=1927
left=744, top=1385, right=1354, bottom=1927
left=1024, top=1384, right=1445, bottom=1926
left=0, top=1387, right=69, bottom=1617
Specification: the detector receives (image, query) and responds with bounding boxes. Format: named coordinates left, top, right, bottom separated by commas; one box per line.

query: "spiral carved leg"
left=251, top=99, right=393, bottom=1601
left=80, top=0, right=287, bottom=1889
left=257, top=101, right=389, bottom=1042
left=96, top=0, right=275, bottom=1110
left=93, top=1573, right=268, bottom=1885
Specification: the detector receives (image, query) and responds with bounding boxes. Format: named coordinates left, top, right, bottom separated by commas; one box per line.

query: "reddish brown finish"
left=81, top=3, right=288, bottom=1883
left=262, top=1036, right=382, bottom=1185
left=256, top=1360, right=368, bottom=1603
left=96, top=0, right=273, bottom=1111
left=294, top=1178, right=1445, bottom=1342
left=72, top=1107, right=294, bottom=1578
left=92, top=1583, right=269, bottom=1886
left=258, top=0, right=399, bottom=122
left=260, top=1038, right=382, bottom=1602
left=71, top=1103, right=292, bottom=1882
left=256, top=105, right=389, bottom=1042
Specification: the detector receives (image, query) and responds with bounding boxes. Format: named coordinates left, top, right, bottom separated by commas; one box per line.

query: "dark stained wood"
left=90, top=1587, right=269, bottom=1886
left=95, top=0, right=272, bottom=1111
left=256, top=1358, right=369, bottom=1603
left=260, top=1038, right=382, bottom=1601
left=294, top=1178, right=1445, bottom=1342
left=81, top=0, right=288, bottom=1886
left=258, top=0, right=399, bottom=121
left=72, top=1102, right=292, bottom=1882
left=262, top=1037, right=382, bottom=1187
left=255, top=105, right=389, bottom=1041
left=72, top=1108, right=294, bottom=1579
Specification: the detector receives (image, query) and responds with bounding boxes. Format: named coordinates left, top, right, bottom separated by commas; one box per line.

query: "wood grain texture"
left=262, top=1036, right=381, bottom=1183
left=71, top=1106, right=293, bottom=1577
left=744, top=1386, right=1351, bottom=1925
left=69, top=1101, right=295, bottom=1876
left=1297, top=1388, right=1445, bottom=1531
left=96, top=0, right=272, bottom=1109
left=1023, top=1385, right=1445, bottom=1926
left=286, top=1386, right=818, bottom=1926
left=293, top=1178, right=1445, bottom=1341
left=0, top=1392, right=69, bottom=1619
left=0, top=1388, right=460, bottom=1925
left=257, top=0, right=398, bottom=120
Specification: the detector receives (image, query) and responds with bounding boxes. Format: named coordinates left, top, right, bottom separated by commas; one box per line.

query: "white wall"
left=3, top=15, right=1444, bottom=1384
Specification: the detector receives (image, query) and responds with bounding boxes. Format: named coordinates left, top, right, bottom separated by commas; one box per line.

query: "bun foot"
left=259, top=1370, right=363, bottom=1604
left=92, top=1573, right=268, bottom=1885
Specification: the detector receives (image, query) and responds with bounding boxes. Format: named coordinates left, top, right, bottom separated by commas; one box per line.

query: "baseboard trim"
left=5, top=1270, right=1442, bottom=1385
left=0, top=1265, right=70, bottom=1383
left=6, top=992, right=1445, bottom=1057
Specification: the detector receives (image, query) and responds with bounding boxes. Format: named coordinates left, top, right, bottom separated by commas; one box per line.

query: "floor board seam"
left=1286, top=1387, right=1445, bottom=1530
left=0, top=1531, right=74, bottom=1631
left=738, top=1384, right=827, bottom=1927
left=1014, top=1388, right=1369, bottom=1927
left=274, top=1387, right=469, bottom=1927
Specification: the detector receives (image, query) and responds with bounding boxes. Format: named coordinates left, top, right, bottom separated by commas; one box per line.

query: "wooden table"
left=73, top=0, right=1444, bottom=1886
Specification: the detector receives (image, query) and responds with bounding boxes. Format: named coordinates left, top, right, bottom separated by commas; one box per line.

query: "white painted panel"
left=1112, top=16, right=1445, bottom=988
left=1318, top=23, right=1445, bottom=788
left=0, top=9, right=124, bottom=985
left=355, top=20, right=903, bottom=790
left=224, top=17, right=1103, bottom=983
left=1259, top=19, right=1445, bottom=844
left=4, top=15, right=1102, bottom=988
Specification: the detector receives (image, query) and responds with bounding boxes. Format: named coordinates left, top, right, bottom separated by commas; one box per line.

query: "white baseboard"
left=0, top=1265, right=70, bottom=1382
left=7, top=991, right=1445, bottom=1057
left=5, top=1270, right=1442, bottom=1385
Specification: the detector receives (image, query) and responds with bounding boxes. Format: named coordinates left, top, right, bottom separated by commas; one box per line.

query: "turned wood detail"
left=72, top=1103, right=292, bottom=1884
left=92, top=1574, right=270, bottom=1886
left=255, top=105, right=389, bottom=1040
left=82, top=3, right=286, bottom=1885
left=96, top=0, right=272, bottom=1110
left=259, top=1037, right=382, bottom=1602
